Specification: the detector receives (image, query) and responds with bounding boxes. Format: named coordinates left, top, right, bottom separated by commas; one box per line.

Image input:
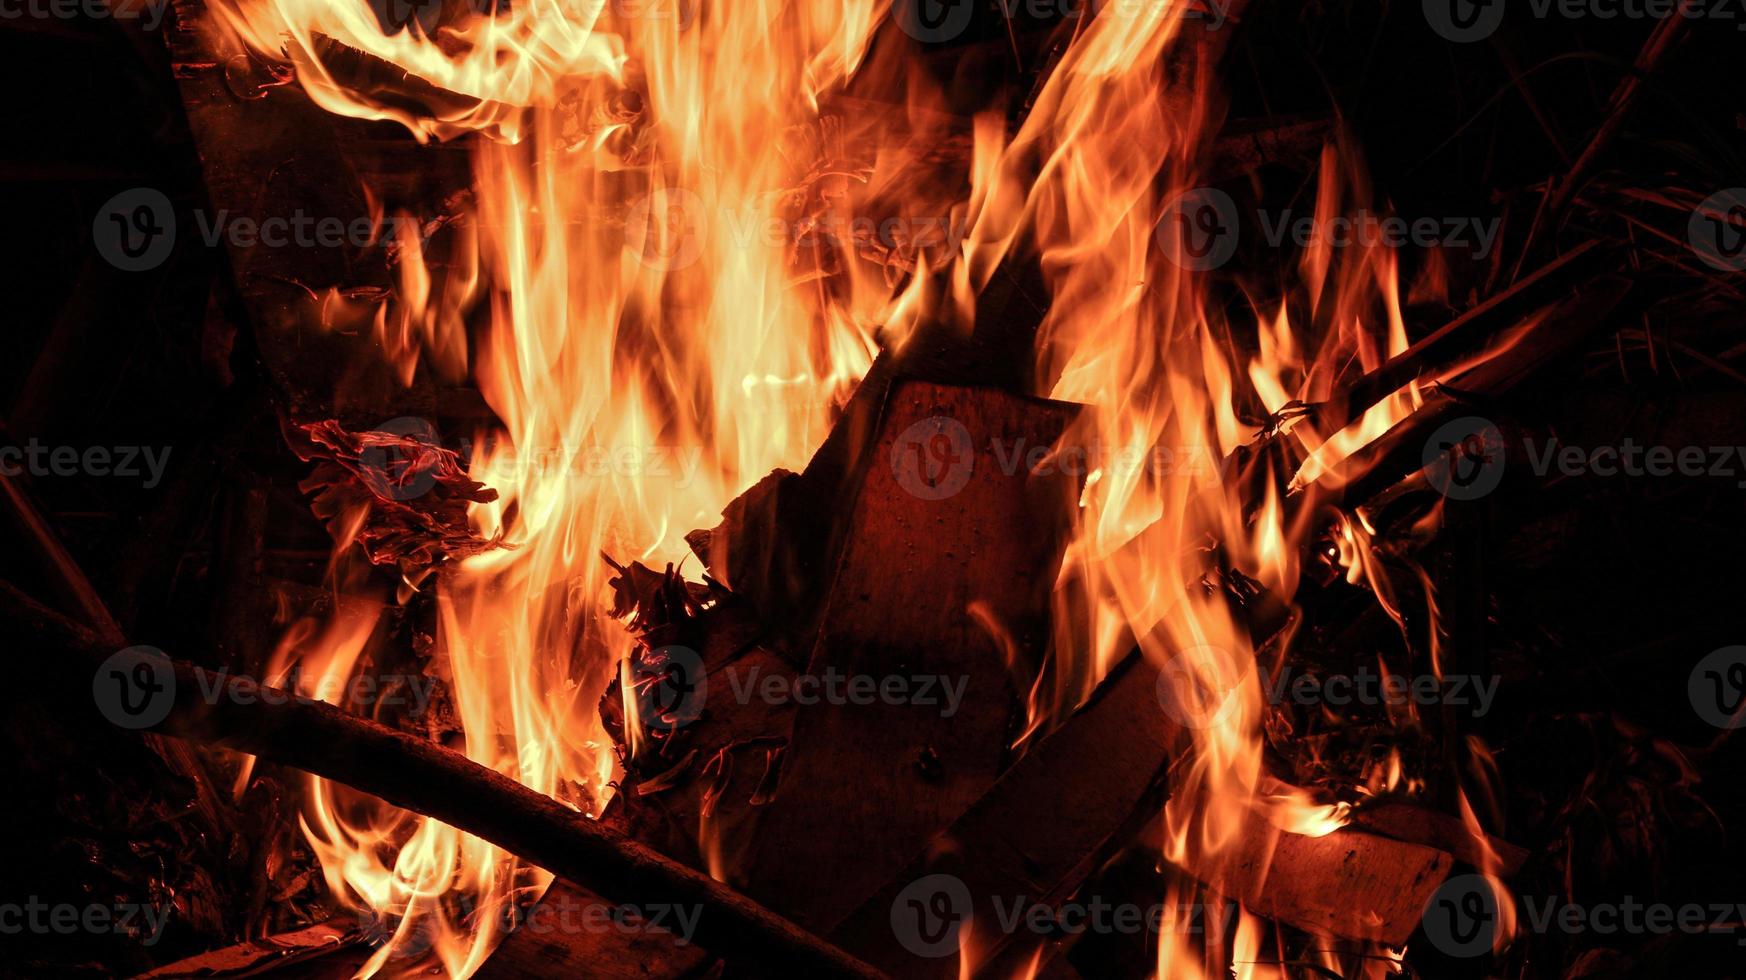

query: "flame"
left=206, top=0, right=1512, bottom=974
left=209, top=0, right=899, bottom=971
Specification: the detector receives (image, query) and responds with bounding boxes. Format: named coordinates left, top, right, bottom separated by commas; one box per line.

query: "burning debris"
left=291, top=419, right=504, bottom=580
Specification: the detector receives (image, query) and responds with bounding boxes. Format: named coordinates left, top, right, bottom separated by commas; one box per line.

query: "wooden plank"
left=740, top=380, right=1080, bottom=932
left=1190, top=821, right=1451, bottom=945
left=1350, top=802, right=1528, bottom=878
left=135, top=919, right=360, bottom=978
left=164, top=0, right=482, bottom=425
left=826, top=652, right=1180, bottom=976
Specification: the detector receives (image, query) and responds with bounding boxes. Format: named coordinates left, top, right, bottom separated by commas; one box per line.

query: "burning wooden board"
left=740, top=379, right=1080, bottom=931
left=826, top=651, right=1181, bottom=976
left=1189, top=820, right=1451, bottom=946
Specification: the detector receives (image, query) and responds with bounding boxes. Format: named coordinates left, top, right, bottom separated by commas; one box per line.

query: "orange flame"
left=206, top=0, right=1508, bottom=975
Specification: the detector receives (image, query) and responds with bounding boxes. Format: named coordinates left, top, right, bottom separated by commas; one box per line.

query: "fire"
left=208, top=0, right=891, bottom=972
left=203, top=0, right=1512, bottom=974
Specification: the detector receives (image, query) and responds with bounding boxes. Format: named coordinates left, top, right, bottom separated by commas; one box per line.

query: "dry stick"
left=1320, top=239, right=1612, bottom=432
left=1509, top=13, right=1692, bottom=280
left=5, top=586, right=884, bottom=980
left=1225, top=243, right=1618, bottom=515
left=1548, top=12, right=1691, bottom=219
left=0, top=470, right=233, bottom=830
left=1337, top=276, right=1634, bottom=507
left=0, top=469, right=126, bottom=645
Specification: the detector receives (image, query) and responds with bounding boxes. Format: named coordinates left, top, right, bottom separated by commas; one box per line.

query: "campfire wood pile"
left=27, top=256, right=1602, bottom=975
left=15, top=2, right=1746, bottom=979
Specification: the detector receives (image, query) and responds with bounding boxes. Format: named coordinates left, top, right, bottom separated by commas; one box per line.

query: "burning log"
left=600, top=596, right=797, bottom=872
left=826, top=649, right=1466, bottom=972
left=8, top=586, right=882, bottom=980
